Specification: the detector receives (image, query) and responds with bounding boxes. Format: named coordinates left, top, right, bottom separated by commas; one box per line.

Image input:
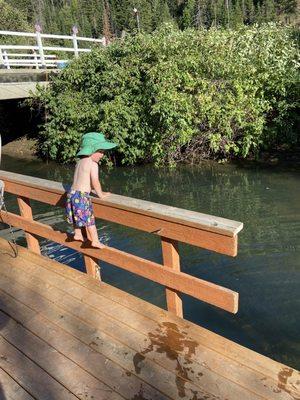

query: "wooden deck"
left=0, top=238, right=298, bottom=400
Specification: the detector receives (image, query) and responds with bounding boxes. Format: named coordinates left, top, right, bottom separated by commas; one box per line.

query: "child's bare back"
left=71, top=158, right=93, bottom=193
left=65, top=132, right=117, bottom=249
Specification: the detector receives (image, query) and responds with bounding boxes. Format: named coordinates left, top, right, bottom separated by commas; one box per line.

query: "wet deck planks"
left=0, top=238, right=299, bottom=400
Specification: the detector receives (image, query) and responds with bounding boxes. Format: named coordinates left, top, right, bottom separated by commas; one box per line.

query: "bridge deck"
left=0, top=70, right=54, bottom=100
left=0, top=238, right=298, bottom=400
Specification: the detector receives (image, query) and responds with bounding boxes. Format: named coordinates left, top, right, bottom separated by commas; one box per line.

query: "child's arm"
left=90, top=162, right=110, bottom=199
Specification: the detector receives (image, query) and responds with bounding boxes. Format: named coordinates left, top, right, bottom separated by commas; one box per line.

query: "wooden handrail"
left=0, top=171, right=243, bottom=252
left=0, top=170, right=243, bottom=316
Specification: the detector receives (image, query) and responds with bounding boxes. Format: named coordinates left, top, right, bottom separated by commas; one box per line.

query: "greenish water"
left=1, top=154, right=299, bottom=370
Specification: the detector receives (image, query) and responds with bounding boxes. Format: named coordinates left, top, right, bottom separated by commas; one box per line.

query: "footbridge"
left=0, top=170, right=299, bottom=399
left=0, top=29, right=105, bottom=100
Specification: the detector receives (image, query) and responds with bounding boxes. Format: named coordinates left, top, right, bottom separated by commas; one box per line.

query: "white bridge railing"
left=0, top=29, right=106, bottom=69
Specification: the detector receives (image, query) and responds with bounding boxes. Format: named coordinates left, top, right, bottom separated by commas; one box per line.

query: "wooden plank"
left=83, top=253, right=100, bottom=279
left=0, top=248, right=298, bottom=400
left=0, top=170, right=243, bottom=237
left=0, top=263, right=258, bottom=400
left=0, top=336, right=77, bottom=400
left=0, top=368, right=34, bottom=400
left=0, top=287, right=182, bottom=400
left=4, top=242, right=298, bottom=399
left=0, top=259, right=283, bottom=400
left=16, top=196, right=40, bottom=254
left=161, top=237, right=183, bottom=317
left=0, top=215, right=239, bottom=313
left=0, top=265, right=265, bottom=400
left=2, top=180, right=238, bottom=255
left=83, top=228, right=101, bottom=280
left=0, top=170, right=242, bottom=255
left=0, top=312, right=124, bottom=400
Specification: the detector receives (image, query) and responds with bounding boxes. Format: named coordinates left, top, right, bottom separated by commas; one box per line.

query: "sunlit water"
left=1, top=154, right=299, bottom=369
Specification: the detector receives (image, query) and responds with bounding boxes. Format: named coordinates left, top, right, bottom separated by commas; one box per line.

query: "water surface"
left=1, top=155, right=299, bottom=369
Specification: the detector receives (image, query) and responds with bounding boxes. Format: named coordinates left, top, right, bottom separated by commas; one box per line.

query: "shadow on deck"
left=0, top=238, right=299, bottom=400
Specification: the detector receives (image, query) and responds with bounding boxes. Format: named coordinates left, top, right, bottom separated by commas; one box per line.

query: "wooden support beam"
left=161, top=237, right=183, bottom=317
left=0, top=211, right=239, bottom=313
left=17, top=196, right=40, bottom=254
left=83, top=228, right=101, bottom=280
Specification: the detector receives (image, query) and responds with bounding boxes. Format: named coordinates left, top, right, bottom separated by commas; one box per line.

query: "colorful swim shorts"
left=65, top=190, right=95, bottom=227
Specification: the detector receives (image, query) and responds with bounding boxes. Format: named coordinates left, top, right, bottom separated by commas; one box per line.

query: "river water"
left=1, top=154, right=299, bottom=370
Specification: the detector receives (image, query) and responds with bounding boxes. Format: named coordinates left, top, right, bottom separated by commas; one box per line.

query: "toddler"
left=65, top=132, right=117, bottom=248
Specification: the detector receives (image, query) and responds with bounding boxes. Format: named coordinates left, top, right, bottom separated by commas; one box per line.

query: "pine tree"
left=263, top=0, right=276, bottom=21
left=153, top=0, right=172, bottom=29
left=244, top=0, right=255, bottom=23
left=195, top=0, right=203, bottom=28
left=232, top=0, right=243, bottom=27
left=102, top=0, right=112, bottom=41
left=181, top=0, right=196, bottom=28
left=224, top=0, right=230, bottom=27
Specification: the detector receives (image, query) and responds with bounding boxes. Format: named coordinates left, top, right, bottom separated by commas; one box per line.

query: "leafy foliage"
left=30, top=24, right=300, bottom=165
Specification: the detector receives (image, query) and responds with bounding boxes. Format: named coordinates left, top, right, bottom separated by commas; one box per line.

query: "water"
left=1, top=154, right=299, bottom=369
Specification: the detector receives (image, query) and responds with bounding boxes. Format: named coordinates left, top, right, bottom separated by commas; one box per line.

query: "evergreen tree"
left=232, top=0, right=243, bottom=27
left=1, top=0, right=298, bottom=37
left=0, top=0, right=31, bottom=35
left=153, top=0, right=172, bottom=28
left=194, top=0, right=203, bottom=28
left=102, top=0, right=112, bottom=40
left=244, top=0, right=255, bottom=23
left=181, top=0, right=196, bottom=28
left=262, top=0, right=276, bottom=21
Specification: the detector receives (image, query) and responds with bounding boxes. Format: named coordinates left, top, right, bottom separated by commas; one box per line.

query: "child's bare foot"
left=91, top=240, right=105, bottom=249
left=73, top=233, right=85, bottom=242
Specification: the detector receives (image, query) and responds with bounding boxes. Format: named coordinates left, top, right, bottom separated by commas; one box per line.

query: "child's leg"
left=73, top=227, right=84, bottom=241
left=86, top=224, right=105, bottom=249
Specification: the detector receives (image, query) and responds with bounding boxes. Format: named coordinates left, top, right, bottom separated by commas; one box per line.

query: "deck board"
left=0, top=238, right=299, bottom=400
left=0, top=258, right=259, bottom=400
left=0, top=311, right=123, bottom=400
left=0, top=368, right=34, bottom=400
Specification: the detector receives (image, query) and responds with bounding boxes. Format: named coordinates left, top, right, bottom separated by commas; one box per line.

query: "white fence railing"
left=0, top=29, right=106, bottom=69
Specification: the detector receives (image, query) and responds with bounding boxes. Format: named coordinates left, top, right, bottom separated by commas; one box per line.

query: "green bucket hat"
left=77, top=132, right=117, bottom=157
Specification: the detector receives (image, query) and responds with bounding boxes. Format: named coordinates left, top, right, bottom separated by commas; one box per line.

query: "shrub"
left=30, top=23, right=300, bottom=164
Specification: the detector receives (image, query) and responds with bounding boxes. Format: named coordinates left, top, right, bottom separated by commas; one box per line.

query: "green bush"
left=31, top=23, right=300, bottom=164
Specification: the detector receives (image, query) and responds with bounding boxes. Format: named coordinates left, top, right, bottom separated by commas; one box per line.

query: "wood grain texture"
left=0, top=367, right=34, bottom=400
left=0, top=336, right=77, bottom=400
left=0, top=170, right=243, bottom=256
left=17, top=196, right=40, bottom=254
left=0, top=212, right=239, bottom=313
left=161, top=237, right=183, bottom=317
left=0, top=253, right=292, bottom=400
left=83, top=228, right=101, bottom=280
left=0, top=239, right=298, bottom=400
left=5, top=239, right=299, bottom=398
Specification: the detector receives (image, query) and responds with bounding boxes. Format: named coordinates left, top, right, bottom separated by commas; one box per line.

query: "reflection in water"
left=0, top=154, right=299, bottom=369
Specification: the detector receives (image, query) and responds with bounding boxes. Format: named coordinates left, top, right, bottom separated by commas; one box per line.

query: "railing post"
left=0, top=48, right=5, bottom=69
left=33, top=50, right=39, bottom=69
left=72, top=26, right=79, bottom=58
left=161, top=237, right=183, bottom=317
left=35, top=24, right=46, bottom=69
left=3, top=51, right=10, bottom=69
left=84, top=228, right=101, bottom=280
left=17, top=196, right=41, bottom=254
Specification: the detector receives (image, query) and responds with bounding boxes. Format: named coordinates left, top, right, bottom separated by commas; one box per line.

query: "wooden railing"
left=0, top=170, right=243, bottom=317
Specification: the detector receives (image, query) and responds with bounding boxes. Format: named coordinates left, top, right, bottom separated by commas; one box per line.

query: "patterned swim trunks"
left=65, top=190, right=95, bottom=227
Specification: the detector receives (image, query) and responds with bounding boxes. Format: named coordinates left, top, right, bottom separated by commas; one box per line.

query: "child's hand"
left=98, top=191, right=111, bottom=199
